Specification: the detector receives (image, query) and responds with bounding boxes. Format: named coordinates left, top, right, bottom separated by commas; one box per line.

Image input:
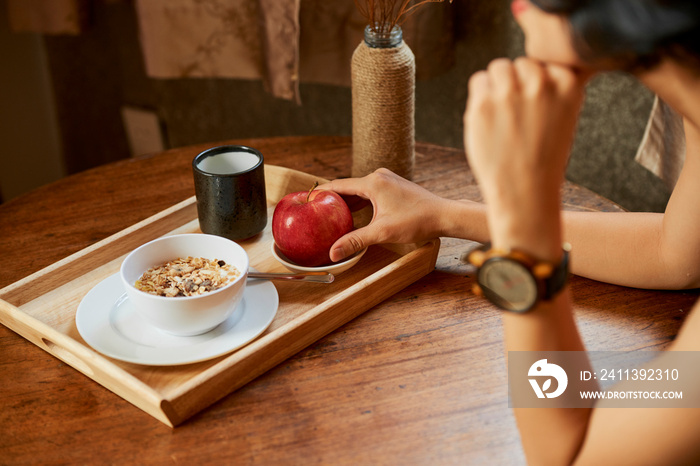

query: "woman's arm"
left=435, top=140, right=700, bottom=290
left=464, top=57, right=591, bottom=464
left=400, top=146, right=700, bottom=291
left=563, top=121, right=700, bottom=290
left=326, top=171, right=490, bottom=262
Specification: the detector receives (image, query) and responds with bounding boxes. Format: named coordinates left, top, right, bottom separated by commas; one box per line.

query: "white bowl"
left=271, top=243, right=367, bottom=275
left=120, top=233, right=249, bottom=336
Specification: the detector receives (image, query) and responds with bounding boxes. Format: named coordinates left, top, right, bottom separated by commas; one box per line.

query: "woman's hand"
left=464, top=57, right=587, bottom=258
left=323, top=169, right=449, bottom=262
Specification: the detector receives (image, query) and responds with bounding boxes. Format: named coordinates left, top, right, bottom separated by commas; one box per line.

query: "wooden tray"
left=0, top=165, right=440, bottom=427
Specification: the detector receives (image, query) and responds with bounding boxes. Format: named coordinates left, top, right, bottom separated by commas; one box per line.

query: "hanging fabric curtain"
left=133, top=0, right=455, bottom=103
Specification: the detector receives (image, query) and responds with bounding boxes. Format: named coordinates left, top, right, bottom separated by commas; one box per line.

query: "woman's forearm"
left=503, top=290, right=591, bottom=465
left=490, top=200, right=591, bottom=465
left=461, top=57, right=596, bottom=465
left=562, top=210, right=700, bottom=290
left=562, top=211, right=664, bottom=287
left=438, top=199, right=490, bottom=243
left=440, top=200, right=699, bottom=290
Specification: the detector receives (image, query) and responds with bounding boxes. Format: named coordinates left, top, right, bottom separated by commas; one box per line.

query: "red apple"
left=272, top=183, right=353, bottom=267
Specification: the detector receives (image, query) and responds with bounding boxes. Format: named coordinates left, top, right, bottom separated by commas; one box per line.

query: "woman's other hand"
left=464, top=57, right=587, bottom=258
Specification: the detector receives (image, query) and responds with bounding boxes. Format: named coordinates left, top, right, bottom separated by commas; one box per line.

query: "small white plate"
left=76, top=273, right=278, bottom=366
left=271, top=243, right=367, bottom=275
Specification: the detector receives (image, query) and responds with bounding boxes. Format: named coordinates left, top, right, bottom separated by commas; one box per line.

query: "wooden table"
left=1, top=136, right=696, bottom=464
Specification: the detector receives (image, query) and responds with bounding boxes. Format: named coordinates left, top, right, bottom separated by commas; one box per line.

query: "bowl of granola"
left=120, top=233, right=249, bottom=336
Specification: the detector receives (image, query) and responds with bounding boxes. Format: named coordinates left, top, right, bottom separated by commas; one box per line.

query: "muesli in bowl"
left=135, top=256, right=241, bottom=298
left=120, top=234, right=249, bottom=336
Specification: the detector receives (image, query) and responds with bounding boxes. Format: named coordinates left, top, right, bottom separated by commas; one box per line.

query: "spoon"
left=247, top=271, right=334, bottom=283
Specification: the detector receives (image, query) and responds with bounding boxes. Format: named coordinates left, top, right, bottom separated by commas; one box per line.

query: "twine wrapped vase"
left=351, top=25, right=415, bottom=180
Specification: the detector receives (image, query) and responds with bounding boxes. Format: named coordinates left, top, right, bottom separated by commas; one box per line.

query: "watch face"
left=478, top=257, right=538, bottom=312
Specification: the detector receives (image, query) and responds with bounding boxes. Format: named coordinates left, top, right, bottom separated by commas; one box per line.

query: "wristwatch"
left=467, top=243, right=571, bottom=313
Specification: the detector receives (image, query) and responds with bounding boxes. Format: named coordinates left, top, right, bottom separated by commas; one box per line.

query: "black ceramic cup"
left=193, top=145, right=267, bottom=241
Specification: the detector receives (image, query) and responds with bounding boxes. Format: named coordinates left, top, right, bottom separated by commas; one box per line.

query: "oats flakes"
left=135, top=257, right=241, bottom=297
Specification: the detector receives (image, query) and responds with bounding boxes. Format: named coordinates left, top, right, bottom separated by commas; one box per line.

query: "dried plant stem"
left=353, top=0, right=451, bottom=33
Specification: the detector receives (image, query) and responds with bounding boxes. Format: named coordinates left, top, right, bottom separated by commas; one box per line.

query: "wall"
left=0, top=2, right=64, bottom=202
left=1, top=0, right=670, bottom=212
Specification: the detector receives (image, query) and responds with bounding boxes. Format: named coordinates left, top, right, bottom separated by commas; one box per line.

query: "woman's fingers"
left=323, top=176, right=369, bottom=199
left=513, top=56, right=548, bottom=97
left=464, top=57, right=588, bottom=206
left=316, top=177, right=371, bottom=211
left=488, top=58, right=519, bottom=98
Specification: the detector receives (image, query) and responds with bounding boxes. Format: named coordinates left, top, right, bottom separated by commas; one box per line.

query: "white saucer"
left=76, top=273, right=278, bottom=366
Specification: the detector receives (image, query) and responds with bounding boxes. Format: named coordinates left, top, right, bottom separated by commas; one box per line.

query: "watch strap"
left=543, top=246, right=570, bottom=300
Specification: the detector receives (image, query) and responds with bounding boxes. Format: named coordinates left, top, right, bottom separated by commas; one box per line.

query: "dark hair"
left=529, top=0, right=700, bottom=71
